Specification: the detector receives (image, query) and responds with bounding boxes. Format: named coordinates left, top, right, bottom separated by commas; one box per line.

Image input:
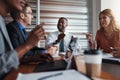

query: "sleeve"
left=0, top=50, right=19, bottom=79
left=6, top=24, right=20, bottom=49
left=45, top=33, right=56, bottom=48
left=0, top=24, right=19, bottom=79
left=20, top=46, right=47, bottom=63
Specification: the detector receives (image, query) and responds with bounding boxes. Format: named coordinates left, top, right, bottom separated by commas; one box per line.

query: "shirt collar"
left=17, top=22, right=25, bottom=30
left=58, top=31, right=67, bottom=35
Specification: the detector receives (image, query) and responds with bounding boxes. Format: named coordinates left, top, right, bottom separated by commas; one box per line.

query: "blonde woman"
left=86, top=9, right=120, bottom=55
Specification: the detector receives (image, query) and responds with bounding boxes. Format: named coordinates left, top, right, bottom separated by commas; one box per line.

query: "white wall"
left=91, top=0, right=120, bottom=37
left=101, top=0, right=120, bottom=24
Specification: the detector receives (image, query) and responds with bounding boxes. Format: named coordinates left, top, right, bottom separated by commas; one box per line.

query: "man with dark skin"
left=0, top=0, right=53, bottom=79
left=46, top=17, right=73, bottom=58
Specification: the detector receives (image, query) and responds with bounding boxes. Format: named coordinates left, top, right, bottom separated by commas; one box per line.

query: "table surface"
left=73, top=55, right=120, bottom=80
left=4, top=55, right=120, bottom=80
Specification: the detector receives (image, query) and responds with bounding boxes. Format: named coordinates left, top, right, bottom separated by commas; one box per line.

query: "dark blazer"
left=6, top=21, right=43, bottom=63
left=6, top=21, right=26, bottom=48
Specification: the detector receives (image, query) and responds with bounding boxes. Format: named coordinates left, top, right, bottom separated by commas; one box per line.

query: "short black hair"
left=58, top=17, right=68, bottom=22
left=57, top=17, right=68, bottom=27
left=10, top=3, right=30, bottom=20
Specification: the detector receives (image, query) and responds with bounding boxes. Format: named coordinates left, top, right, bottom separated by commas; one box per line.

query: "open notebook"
left=102, top=54, right=120, bottom=64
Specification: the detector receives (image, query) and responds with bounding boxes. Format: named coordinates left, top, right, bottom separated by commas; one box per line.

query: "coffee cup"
left=84, top=49, right=102, bottom=77
left=52, top=43, right=59, bottom=57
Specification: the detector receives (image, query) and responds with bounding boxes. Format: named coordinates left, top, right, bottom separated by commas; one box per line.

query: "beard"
left=58, top=26, right=65, bottom=32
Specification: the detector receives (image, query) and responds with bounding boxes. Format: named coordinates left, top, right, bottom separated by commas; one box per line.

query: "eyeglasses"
left=25, top=12, right=32, bottom=14
left=22, top=11, right=32, bottom=15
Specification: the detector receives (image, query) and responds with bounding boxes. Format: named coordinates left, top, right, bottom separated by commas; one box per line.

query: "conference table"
left=4, top=55, right=120, bottom=80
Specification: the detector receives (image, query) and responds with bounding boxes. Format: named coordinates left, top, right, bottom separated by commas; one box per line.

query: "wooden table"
left=4, top=56, right=120, bottom=80
left=73, top=55, right=120, bottom=80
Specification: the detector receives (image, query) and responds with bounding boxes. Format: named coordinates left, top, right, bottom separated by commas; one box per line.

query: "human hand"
left=83, top=33, right=93, bottom=42
left=39, top=53, right=54, bottom=63
left=25, top=23, right=45, bottom=49
left=46, top=46, right=57, bottom=56
left=65, top=51, right=72, bottom=58
left=56, top=33, right=65, bottom=42
left=112, top=47, right=120, bottom=58
left=83, top=33, right=97, bottom=49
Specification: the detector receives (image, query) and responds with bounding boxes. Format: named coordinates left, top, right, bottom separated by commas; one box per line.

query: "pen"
left=38, top=72, right=63, bottom=80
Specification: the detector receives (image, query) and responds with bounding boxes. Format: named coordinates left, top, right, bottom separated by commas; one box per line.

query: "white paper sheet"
left=102, top=54, right=120, bottom=63
left=16, top=70, right=91, bottom=80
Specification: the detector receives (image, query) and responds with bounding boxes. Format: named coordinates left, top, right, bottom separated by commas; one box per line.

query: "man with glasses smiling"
left=6, top=3, right=54, bottom=63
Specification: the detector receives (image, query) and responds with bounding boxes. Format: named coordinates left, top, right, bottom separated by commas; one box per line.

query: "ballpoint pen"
left=38, top=72, right=63, bottom=80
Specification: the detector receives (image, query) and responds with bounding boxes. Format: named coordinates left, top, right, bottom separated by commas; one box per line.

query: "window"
left=5, top=0, right=90, bottom=50
left=39, top=0, right=89, bottom=49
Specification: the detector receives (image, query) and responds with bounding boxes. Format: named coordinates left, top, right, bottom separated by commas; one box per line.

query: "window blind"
left=39, top=0, right=89, bottom=49
left=5, top=0, right=90, bottom=50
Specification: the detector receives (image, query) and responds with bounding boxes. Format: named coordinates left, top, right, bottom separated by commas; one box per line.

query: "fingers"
left=31, top=23, right=45, bottom=38
left=113, top=52, right=119, bottom=57
left=58, top=33, right=65, bottom=41
left=32, top=22, right=45, bottom=33
left=112, top=48, right=120, bottom=57
left=46, top=54, right=54, bottom=63
left=83, top=33, right=93, bottom=42
left=46, top=46, right=56, bottom=56
left=33, top=27, right=44, bottom=36
left=83, top=33, right=92, bottom=36
left=25, top=23, right=46, bottom=49
left=65, top=51, right=72, bottom=58
left=114, top=47, right=120, bottom=50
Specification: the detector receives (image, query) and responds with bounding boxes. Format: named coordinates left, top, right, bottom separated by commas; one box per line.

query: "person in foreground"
left=46, top=17, right=74, bottom=58
left=85, top=9, right=120, bottom=56
left=6, top=3, right=53, bottom=63
left=0, top=0, right=53, bottom=79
